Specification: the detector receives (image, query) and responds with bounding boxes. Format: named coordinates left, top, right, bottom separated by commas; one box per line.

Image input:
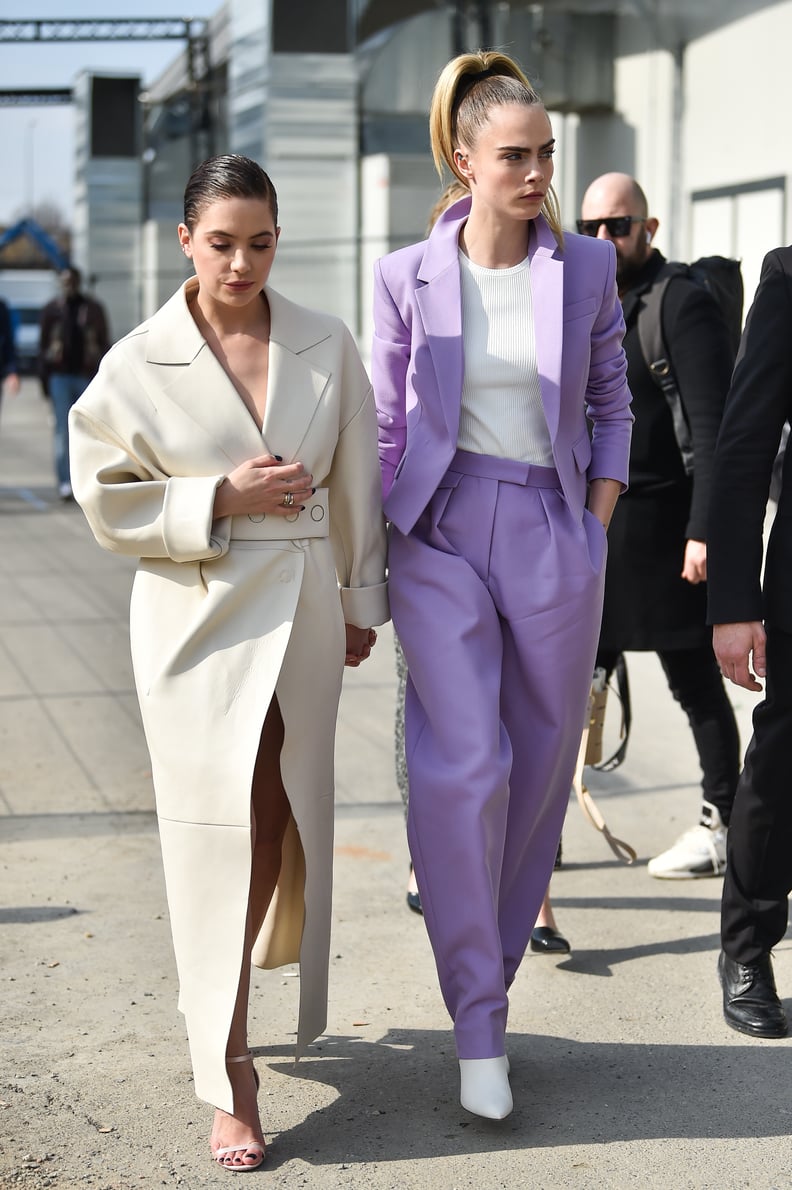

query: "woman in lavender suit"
left=371, top=51, right=632, bottom=1119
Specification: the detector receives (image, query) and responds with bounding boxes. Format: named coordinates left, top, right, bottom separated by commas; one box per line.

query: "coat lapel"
left=260, top=287, right=332, bottom=463
left=528, top=217, right=564, bottom=442
left=144, top=281, right=267, bottom=466
left=142, top=280, right=332, bottom=467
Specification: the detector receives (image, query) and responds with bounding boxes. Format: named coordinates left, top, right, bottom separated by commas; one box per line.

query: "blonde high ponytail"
left=428, top=50, right=563, bottom=247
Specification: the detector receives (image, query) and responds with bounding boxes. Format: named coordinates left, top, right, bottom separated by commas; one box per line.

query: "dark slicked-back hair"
left=183, top=154, right=278, bottom=231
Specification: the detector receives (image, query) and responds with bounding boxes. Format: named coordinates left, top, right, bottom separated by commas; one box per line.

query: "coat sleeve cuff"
left=340, top=581, right=390, bottom=628
left=162, top=474, right=227, bottom=562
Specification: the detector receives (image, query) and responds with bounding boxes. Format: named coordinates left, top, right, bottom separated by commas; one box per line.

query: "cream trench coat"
left=69, top=279, right=389, bottom=1113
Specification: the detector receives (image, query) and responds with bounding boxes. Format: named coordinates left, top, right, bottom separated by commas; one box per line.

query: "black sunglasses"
left=576, top=216, right=646, bottom=238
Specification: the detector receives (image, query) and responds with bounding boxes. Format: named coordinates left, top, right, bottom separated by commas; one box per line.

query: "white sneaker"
left=648, top=802, right=727, bottom=879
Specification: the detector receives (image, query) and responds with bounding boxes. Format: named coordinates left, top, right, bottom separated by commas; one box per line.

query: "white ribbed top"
left=457, top=250, right=553, bottom=466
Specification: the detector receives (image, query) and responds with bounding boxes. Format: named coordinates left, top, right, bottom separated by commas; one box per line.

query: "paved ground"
left=0, top=380, right=790, bottom=1190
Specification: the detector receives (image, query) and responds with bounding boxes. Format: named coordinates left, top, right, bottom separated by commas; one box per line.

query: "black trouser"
left=596, top=643, right=740, bottom=825
left=721, top=625, right=792, bottom=964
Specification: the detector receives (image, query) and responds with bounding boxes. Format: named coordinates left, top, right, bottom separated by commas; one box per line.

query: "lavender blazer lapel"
left=527, top=217, right=564, bottom=443
left=414, top=204, right=564, bottom=448
left=414, top=201, right=466, bottom=444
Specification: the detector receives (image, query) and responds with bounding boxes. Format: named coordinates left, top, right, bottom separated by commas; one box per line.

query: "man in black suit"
left=708, top=246, right=792, bottom=1039
left=578, top=173, right=740, bottom=879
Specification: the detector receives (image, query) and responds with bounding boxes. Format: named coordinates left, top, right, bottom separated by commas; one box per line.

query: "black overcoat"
left=707, top=245, right=792, bottom=629
left=598, top=251, right=734, bottom=652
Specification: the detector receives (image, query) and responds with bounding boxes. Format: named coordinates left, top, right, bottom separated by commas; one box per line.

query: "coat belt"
left=229, top=487, right=330, bottom=540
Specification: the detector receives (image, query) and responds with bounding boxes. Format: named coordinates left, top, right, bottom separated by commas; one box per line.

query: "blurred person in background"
left=579, top=173, right=740, bottom=881
left=0, top=296, right=20, bottom=409
left=39, top=266, right=109, bottom=500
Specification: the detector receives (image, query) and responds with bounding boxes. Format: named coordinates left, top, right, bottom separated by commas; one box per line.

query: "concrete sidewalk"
left=0, top=380, right=789, bottom=1190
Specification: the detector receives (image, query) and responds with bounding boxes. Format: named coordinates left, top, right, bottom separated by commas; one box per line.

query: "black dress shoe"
left=530, top=926, right=571, bottom=954
left=718, top=951, right=788, bottom=1038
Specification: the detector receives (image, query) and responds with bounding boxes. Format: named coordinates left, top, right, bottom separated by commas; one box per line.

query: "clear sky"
left=0, top=0, right=222, bottom=225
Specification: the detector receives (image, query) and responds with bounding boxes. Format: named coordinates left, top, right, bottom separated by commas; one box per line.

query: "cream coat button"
left=285, top=511, right=299, bottom=523
left=279, top=570, right=291, bottom=583
left=248, top=513, right=265, bottom=522
left=310, top=505, right=325, bottom=522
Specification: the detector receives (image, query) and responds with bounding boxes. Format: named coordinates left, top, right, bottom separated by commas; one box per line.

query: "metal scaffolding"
left=0, top=18, right=213, bottom=160
left=0, top=19, right=204, bottom=43
left=0, top=89, right=72, bottom=106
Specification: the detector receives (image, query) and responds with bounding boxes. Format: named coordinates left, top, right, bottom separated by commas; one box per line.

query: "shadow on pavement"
left=0, top=904, right=81, bottom=924
left=248, top=1028, right=792, bottom=1169
left=2, top=810, right=158, bottom=843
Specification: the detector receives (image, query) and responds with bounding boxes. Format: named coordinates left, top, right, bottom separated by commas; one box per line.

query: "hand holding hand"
left=713, top=621, right=766, bottom=691
left=345, top=626, right=377, bottom=668
left=213, top=454, right=314, bottom=519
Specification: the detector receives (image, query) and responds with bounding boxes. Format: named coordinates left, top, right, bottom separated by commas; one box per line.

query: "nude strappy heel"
left=228, top=1050, right=260, bottom=1090
left=212, top=1053, right=265, bottom=1172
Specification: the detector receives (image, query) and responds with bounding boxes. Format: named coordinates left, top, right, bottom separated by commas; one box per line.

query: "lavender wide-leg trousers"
left=389, top=449, right=607, bottom=1059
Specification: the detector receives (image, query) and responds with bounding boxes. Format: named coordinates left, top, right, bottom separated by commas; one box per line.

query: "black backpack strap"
left=637, top=268, right=695, bottom=477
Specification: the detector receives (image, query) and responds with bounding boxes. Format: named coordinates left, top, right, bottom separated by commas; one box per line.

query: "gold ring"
left=282, top=491, right=294, bottom=507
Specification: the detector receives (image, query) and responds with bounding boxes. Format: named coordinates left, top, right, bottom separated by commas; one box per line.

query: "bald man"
left=578, top=173, right=739, bottom=880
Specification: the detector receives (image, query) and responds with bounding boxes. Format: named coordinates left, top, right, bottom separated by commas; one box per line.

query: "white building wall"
left=683, top=2, right=791, bottom=310
left=264, top=53, right=359, bottom=330
left=570, top=24, right=677, bottom=247
left=359, top=153, right=441, bottom=361
left=226, top=2, right=361, bottom=329
left=141, top=219, right=190, bottom=319
left=72, top=73, right=143, bottom=339
left=683, top=5, right=791, bottom=196
left=228, top=0, right=271, bottom=164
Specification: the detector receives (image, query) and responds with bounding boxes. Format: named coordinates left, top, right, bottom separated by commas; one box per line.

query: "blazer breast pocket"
left=563, top=296, right=598, bottom=323
left=572, top=430, right=592, bottom=474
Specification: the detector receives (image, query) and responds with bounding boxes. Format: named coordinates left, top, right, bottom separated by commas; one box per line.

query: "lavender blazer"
left=372, top=198, right=633, bottom=535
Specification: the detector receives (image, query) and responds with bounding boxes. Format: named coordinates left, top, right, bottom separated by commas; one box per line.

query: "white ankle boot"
left=458, top=1056, right=512, bottom=1119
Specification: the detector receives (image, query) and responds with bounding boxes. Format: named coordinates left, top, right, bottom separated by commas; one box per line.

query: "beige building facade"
left=72, top=1, right=789, bottom=340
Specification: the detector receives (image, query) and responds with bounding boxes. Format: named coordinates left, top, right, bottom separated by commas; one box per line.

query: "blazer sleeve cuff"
left=587, top=465, right=629, bottom=493
left=340, top=581, right=390, bottom=628
left=162, top=474, right=228, bottom=562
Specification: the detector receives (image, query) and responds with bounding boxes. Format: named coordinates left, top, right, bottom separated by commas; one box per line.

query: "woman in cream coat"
left=69, top=155, right=388, bottom=1171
